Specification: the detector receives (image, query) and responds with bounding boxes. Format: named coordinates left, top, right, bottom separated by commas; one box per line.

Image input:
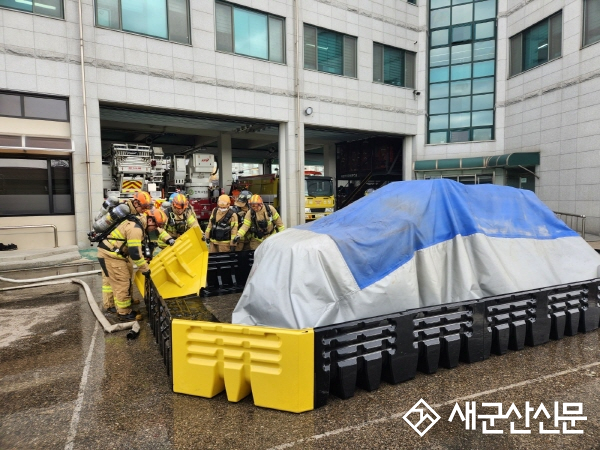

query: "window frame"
left=94, top=0, right=191, bottom=45
left=427, top=0, right=497, bottom=145
left=303, top=24, right=357, bottom=78
left=509, top=11, right=562, bottom=77
left=582, top=0, right=600, bottom=48
left=373, top=42, right=416, bottom=88
left=214, top=1, right=286, bottom=64
left=0, top=0, right=64, bottom=19
left=0, top=91, right=70, bottom=123
left=0, top=154, right=75, bottom=217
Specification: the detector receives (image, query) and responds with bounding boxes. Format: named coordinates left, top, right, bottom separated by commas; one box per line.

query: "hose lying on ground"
left=0, top=272, right=139, bottom=334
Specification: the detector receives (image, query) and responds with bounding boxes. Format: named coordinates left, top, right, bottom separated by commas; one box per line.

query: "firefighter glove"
left=233, top=235, right=240, bottom=244
left=143, top=269, right=152, bottom=278
left=166, top=238, right=175, bottom=246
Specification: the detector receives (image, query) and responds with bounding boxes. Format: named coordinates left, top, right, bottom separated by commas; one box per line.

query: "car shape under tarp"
left=233, top=179, right=600, bottom=329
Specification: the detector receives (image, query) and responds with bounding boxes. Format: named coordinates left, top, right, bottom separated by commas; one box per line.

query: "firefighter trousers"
left=98, top=249, right=134, bottom=314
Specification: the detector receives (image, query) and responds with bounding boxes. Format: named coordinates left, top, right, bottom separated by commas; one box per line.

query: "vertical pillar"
left=323, top=144, right=336, bottom=179
left=218, top=133, right=233, bottom=194
left=278, top=123, right=288, bottom=227
left=402, top=136, right=414, bottom=181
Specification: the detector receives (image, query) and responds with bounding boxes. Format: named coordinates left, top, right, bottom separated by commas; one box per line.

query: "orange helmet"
left=133, top=191, right=152, bottom=210
left=248, top=194, right=263, bottom=205
left=217, top=194, right=231, bottom=207
left=171, top=193, right=189, bottom=210
left=145, top=208, right=167, bottom=228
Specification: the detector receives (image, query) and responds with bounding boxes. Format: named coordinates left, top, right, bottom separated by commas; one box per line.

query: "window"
left=373, top=43, right=416, bottom=88
left=304, top=25, right=357, bottom=77
left=0, top=92, right=69, bottom=122
left=0, top=0, right=62, bottom=18
left=215, top=2, right=285, bottom=63
left=509, top=12, right=562, bottom=76
left=96, top=0, right=190, bottom=44
left=584, top=0, right=600, bottom=47
left=0, top=157, right=74, bottom=216
left=428, top=0, right=496, bottom=144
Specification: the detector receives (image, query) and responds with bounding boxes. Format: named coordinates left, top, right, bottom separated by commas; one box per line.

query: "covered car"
left=233, top=179, right=600, bottom=329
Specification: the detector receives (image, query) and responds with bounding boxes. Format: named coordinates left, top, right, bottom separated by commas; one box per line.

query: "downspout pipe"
left=294, top=0, right=304, bottom=225
left=78, top=0, right=93, bottom=228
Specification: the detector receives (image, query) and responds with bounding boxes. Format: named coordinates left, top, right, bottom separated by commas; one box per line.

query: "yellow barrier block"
left=135, top=227, right=209, bottom=299
left=172, top=320, right=314, bottom=413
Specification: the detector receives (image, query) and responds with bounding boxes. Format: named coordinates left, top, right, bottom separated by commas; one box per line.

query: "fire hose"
left=0, top=271, right=141, bottom=337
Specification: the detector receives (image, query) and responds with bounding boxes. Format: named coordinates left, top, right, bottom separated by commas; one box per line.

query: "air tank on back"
left=92, top=203, right=130, bottom=232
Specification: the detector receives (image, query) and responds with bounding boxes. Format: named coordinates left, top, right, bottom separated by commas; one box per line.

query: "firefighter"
left=98, top=208, right=174, bottom=321
left=204, top=194, right=238, bottom=253
left=233, top=194, right=285, bottom=250
left=231, top=190, right=252, bottom=251
left=100, top=191, right=153, bottom=314
left=158, top=193, right=199, bottom=248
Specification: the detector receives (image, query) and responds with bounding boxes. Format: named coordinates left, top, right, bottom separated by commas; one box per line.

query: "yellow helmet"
left=171, top=193, right=189, bottom=210
left=249, top=194, right=263, bottom=205
left=217, top=194, right=231, bottom=207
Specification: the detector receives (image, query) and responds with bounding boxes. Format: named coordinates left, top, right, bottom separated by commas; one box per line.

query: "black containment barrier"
left=201, top=250, right=255, bottom=297
left=313, top=279, right=600, bottom=408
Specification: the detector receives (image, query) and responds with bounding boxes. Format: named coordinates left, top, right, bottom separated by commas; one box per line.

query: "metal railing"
left=554, top=211, right=586, bottom=240
left=0, top=225, right=59, bottom=248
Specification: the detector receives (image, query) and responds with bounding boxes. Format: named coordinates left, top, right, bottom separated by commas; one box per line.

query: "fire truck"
left=104, top=143, right=162, bottom=199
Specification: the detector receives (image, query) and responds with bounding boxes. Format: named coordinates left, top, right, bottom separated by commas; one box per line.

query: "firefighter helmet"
left=237, top=190, right=252, bottom=204
left=217, top=194, right=231, bottom=207
left=249, top=194, right=263, bottom=205
left=364, top=188, right=375, bottom=196
left=133, top=191, right=152, bottom=210
left=171, top=193, right=189, bottom=210
left=145, top=208, right=167, bottom=228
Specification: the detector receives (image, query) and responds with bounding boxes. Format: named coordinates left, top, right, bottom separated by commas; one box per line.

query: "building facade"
left=0, top=0, right=598, bottom=249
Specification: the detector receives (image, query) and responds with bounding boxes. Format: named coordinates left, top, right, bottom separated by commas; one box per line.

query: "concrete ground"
left=1, top=265, right=599, bottom=450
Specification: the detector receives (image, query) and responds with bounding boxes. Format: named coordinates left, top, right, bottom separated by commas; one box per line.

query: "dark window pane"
left=25, top=137, right=72, bottom=149
left=431, top=29, right=449, bottom=46
left=451, top=43, right=471, bottom=64
left=373, top=44, right=384, bottom=82
left=317, top=29, right=343, bottom=75
left=472, top=93, right=494, bottom=110
left=431, top=8, right=451, bottom=28
left=450, top=130, right=469, bottom=142
left=0, top=94, right=22, bottom=117
left=343, top=36, right=357, bottom=77
left=584, top=0, right=600, bottom=46
left=97, top=0, right=120, bottom=29
left=450, top=79, right=471, bottom=96
left=215, top=2, right=233, bottom=52
left=430, top=66, right=449, bottom=82
left=429, top=131, right=448, bottom=144
left=0, top=135, right=22, bottom=146
left=384, top=46, right=404, bottom=85
left=429, top=114, right=449, bottom=130
left=452, top=3, right=472, bottom=24
left=430, top=82, right=449, bottom=98
left=34, top=0, right=62, bottom=17
left=234, top=8, right=268, bottom=59
left=472, top=76, right=494, bottom=93
left=0, top=159, right=50, bottom=215
left=473, top=128, right=493, bottom=141
left=509, top=33, right=522, bottom=76
left=405, top=52, right=416, bottom=88
left=451, top=63, right=471, bottom=80
left=474, top=0, right=495, bottom=21
left=23, top=96, right=68, bottom=121
left=430, top=98, right=449, bottom=114
left=458, top=174, right=476, bottom=183
left=269, top=17, right=285, bottom=63
left=430, top=47, right=450, bottom=66
left=474, top=40, right=495, bottom=61
left=450, top=95, right=471, bottom=112
left=168, top=0, right=189, bottom=44
left=473, top=60, right=494, bottom=77
left=121, top=0, right=168, bottom=39
left=450, top=111, right=470, bottom=127
left=476, top=21, right=495, bottom=39
left=51, top=160, right=73, bottom=214
left=452, top=25, right=471, bottom=42
left=304, top=25, right=317, bottom=70
left=549, top=12, right=562, bottom=60
left=523, top=20, right=548, bottom=71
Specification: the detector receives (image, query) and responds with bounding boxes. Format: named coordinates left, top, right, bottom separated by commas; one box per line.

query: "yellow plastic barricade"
left=135, top=226, right=209, bottom=299
left=172, top=320, right=314, bottom=413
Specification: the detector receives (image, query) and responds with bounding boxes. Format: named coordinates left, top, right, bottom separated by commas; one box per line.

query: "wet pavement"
left=1, top=266, right=599, bottom=449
